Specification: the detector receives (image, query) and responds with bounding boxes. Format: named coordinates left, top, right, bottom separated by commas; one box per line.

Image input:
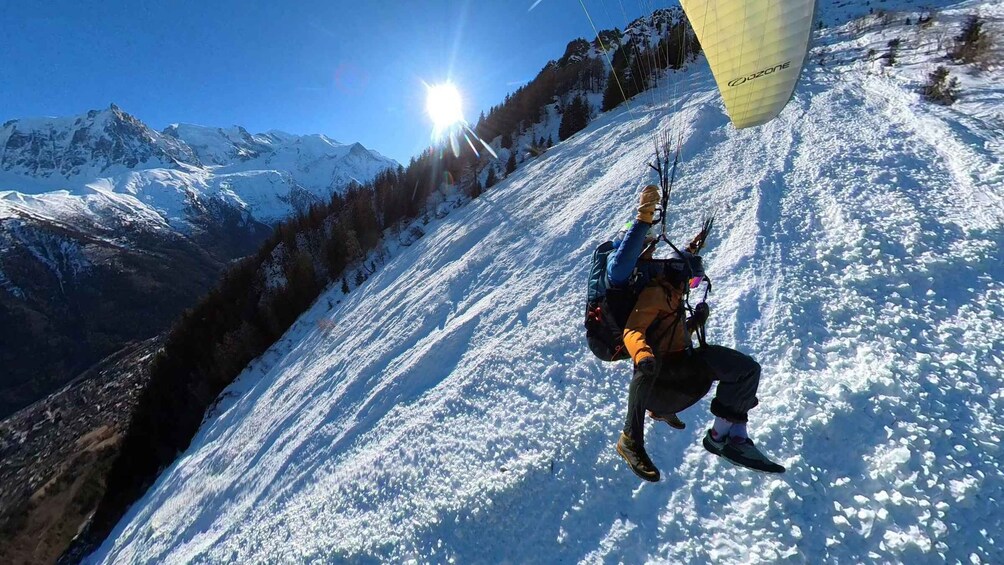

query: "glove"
left=635, top=356, right=657, bottom=377
left=688, top=218, right=714, bottom=253
left=689, top=302, right=710, bottom=327
left=637, top=184, right=660, bottom=224
left=687, top=229, right=708, bottom=253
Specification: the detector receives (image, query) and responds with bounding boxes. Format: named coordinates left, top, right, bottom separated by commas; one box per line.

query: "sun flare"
left=426, top=83, right=464, bottom=133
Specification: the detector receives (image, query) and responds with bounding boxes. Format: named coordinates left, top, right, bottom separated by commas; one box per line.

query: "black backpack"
left=584, top=241, right=707, bottom=362
left=584, top=241, right=636, bottom=362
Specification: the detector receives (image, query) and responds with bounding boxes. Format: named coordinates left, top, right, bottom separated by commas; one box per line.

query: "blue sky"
left=1, top=1, right=654, bottom=164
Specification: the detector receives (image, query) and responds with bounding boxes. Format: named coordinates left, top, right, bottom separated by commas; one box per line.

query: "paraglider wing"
left=681, top=0, right=816, bottom=129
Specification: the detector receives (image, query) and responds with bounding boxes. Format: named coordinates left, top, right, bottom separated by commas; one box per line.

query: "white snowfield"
left=91, top=2, right=1002, bottom=563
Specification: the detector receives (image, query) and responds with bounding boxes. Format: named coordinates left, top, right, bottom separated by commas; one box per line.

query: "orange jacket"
left=623, top=277, right=692, bottom=364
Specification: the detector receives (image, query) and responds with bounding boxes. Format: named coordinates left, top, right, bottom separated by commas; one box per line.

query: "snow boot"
left=702, top=430, right=785, bottom=474
left=616, top=433, right=660, bottom=482
left=649, top=411, right=686, bottom=430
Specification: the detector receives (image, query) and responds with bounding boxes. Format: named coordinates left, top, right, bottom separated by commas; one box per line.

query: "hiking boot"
left=649, top=411, right=686, bottom=430
left=702, top=430, right=785, bottom=474
left=616, top=433, right=660, bottom=482
left=702, top=428, right=728, bottom=454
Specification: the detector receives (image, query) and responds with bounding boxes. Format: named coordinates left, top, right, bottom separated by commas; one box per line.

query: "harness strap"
left=644, top=289, right=689, bottom=357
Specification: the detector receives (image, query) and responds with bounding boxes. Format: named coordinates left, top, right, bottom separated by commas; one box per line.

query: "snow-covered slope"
left=91, top=2, right=1003, bottom=563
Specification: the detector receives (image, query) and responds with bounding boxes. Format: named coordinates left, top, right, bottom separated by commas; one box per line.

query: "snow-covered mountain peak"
left=262, top=129, right=297, bottom=143
left=0, top=102, right=406, bottom=430
left=162, top=122, right=394, bottom=176
left=566, top=6, right=685, bottom=59
left=162, top=122, right=273, bottom=166
left=0, top=103, right=399, bottom=231
left=623, top=6, right=685, bottom=45
left=0, top=104, right=199, bottom=180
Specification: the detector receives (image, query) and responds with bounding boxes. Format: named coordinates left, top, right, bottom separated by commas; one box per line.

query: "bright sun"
left=426, top=83, right=464, bottom=133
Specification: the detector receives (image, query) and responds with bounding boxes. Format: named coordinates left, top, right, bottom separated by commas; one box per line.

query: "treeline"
left=602, top=18, right=701, bottom=111
left=470, top=15, right=695, bottom=165
left=71, top=147, right=484, bottom=557
left=474, top=37, right=606, bottom=150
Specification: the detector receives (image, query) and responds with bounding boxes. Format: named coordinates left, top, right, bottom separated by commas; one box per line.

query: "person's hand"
left=635, top=356, right=657, bottom=377
left=687, top=217, right=714, bottom=252
left=687, top=229, right=708, bottom=252
left=637, top=185, right=660, bottom=223
left=690, top=302, right=710, bottom=327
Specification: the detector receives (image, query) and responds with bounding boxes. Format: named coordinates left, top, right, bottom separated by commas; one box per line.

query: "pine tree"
left=288, top=250, right=320, bottom=312
left=558, top=95, right=590, bottom=141
left=470, top=173, right=482, bottom=198
left=922, top=66, right=961, bottom=105
left=323, top=236, right=346, bottom=276
left=349, top=191, right=380, bottom=250
left=660, top=20, right=701, bottom=71
left=505, top=151, right=518, bottom=176
left=602, top=53, right=628, bottom=111
left=950, top=15, right=991, bottom=64
left=885, top=38, right=901, bottom=66
left=485, top=166, right=497, bottom=188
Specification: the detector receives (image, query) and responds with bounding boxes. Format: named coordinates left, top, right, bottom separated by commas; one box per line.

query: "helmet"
left=641, top=250, right=705, bottom=287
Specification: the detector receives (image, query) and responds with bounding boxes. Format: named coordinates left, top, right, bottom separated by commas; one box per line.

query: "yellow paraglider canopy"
left=681, top=0, right=817, bottom=129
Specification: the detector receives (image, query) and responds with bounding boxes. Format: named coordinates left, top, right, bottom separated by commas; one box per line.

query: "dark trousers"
left=623, top=345, right=761, bottom=443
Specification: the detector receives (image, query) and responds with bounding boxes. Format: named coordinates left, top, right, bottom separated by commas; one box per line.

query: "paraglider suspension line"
left=647, top=132, right=683, bottom=240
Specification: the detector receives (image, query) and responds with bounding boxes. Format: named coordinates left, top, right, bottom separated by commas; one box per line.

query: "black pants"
left=623, top=345, right=761, bottom=444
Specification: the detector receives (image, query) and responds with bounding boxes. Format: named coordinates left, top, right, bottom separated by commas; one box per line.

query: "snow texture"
left=91, top=2, right=1003, bottom=563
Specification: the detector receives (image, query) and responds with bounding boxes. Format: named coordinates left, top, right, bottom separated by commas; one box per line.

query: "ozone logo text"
left=728, top=61, right=792, bottom=87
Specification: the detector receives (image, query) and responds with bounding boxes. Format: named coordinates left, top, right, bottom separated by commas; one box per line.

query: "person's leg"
left=617, top=361, right=661, bottom=481
left=696, top=346, right=785, bottom=473
left=698, top=345, right=760, bottom=423
left=622, top=362, right=657, bottom=443
left=646, top=351, right=711, bottom=418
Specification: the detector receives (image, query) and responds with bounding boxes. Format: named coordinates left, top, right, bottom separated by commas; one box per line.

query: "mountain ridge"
left=0, top=104, right=398, bottom=418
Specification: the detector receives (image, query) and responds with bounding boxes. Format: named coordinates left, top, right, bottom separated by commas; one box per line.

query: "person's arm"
left=607, top=220, right=651, bottom=287
left=623, top=287, right=661, bottom=364
left=686, top=302, right=709, bottom=333
left=607, top=185, right=660, bottom=287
